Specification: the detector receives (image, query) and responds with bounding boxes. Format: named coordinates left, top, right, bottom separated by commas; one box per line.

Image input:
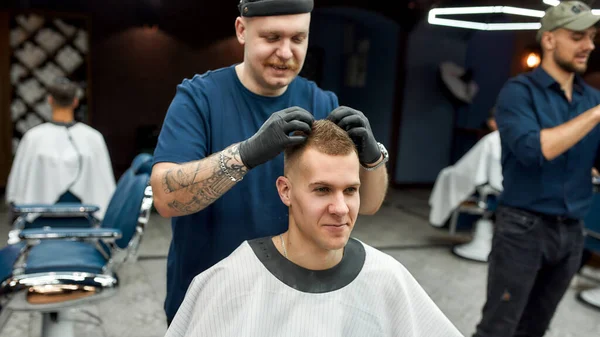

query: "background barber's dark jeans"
left=473, top=205, right=585, bottom=337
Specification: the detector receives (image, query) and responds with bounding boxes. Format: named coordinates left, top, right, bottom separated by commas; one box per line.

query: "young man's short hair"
left=284, top=119, right=358, bottom=175
left=48, top=77, right=79, bottom=107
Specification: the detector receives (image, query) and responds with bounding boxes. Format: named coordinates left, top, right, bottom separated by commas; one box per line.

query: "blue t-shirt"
left=153, top=65, right=339, bottom=321
left=496, top=66, right=600, bottom=219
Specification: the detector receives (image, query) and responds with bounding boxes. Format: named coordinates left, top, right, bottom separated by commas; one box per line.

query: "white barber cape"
left=429, top=130, right=502, bottom=227
left=6, top=122, right=116, bottom=220
left=166, top=237, right=464, bottom=337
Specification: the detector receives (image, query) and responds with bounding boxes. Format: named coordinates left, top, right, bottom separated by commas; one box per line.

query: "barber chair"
left=449, top=184, right=500, bottom=263
left=8, top=154, right=153, bottom=242
left=578, top=177, right=600, bottom=309
left=0, top=154, right=154, bottom=337
left=7, top=191, right=90, bottom=230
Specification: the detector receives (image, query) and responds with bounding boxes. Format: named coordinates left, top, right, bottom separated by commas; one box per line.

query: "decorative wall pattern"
left=9, top=12, right=90, bottom=154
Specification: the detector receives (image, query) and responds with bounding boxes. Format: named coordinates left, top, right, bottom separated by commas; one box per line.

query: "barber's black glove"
left=327, top=106, right=380, bottom=165
left=239, top=106, right=314, bottom=169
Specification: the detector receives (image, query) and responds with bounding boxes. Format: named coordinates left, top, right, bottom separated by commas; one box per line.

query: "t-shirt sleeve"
left=153, top=79, right=210, bottom=166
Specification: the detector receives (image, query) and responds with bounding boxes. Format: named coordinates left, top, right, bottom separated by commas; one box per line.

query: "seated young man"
left=6, top=77, right=115, bottom=220
left=165, top=119, right=464, bottom=337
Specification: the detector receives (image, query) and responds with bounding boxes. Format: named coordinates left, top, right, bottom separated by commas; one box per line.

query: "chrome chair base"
left=452, top=218, right=493, bottom=263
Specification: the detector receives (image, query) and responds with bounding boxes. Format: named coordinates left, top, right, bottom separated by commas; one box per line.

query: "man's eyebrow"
left=309, top=181, right=329, bottom=187
left=308, top=181, right=361, bottom=187
left=259, top=30, right=308, bottom=36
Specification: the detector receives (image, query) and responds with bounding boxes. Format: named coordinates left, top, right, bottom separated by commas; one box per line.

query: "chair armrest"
left=18, top=228, right=122, bottom=242
left=11, top=203, right=100, bottom=217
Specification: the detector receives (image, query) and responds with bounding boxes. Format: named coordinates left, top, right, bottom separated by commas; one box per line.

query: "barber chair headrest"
left=131, top=153, right=153, bottom=175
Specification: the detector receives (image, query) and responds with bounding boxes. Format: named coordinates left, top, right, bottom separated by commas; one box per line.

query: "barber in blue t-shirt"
left=472, top=2, right=600, bottom=337
left=151, top=0, right=389, bottom=325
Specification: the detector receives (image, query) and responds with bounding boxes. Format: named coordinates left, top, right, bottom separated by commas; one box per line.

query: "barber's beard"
left=554, top=51, right=587, bottom=74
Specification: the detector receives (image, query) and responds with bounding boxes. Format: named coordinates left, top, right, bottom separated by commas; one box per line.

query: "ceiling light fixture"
left=542, top=0, right=560, bottom=5
left=428, top=6, right=545, bottom=30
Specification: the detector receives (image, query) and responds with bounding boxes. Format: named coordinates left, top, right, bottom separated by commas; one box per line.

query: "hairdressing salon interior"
left=0, top=0, right=599, bottom=336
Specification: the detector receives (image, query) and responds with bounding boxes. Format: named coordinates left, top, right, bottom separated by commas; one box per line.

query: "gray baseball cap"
left=537, top=1, right=600, bottom=42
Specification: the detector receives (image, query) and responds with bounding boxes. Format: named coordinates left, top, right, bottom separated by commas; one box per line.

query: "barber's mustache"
left=264, top=58, right=300, bottom=71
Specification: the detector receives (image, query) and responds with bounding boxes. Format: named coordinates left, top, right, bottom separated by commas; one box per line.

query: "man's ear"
left=276, top=176, right=292, bottom=207
left=235, top=17, right=246, bottom=45
left=541, top=31, right=555, bottom=51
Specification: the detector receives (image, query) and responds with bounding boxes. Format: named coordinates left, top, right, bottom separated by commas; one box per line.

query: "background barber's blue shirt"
left=496, top=66, right=600, bottom=219
left=153, top=65, right=338, bottom=321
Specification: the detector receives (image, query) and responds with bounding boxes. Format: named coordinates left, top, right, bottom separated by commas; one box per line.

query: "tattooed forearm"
left=163, top=163, right=201, bottom=194
left=160, top=144, right=248, bottom=215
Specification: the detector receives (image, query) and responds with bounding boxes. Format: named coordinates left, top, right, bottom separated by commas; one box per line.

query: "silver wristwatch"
left=361, top=142, right=389, bottom=171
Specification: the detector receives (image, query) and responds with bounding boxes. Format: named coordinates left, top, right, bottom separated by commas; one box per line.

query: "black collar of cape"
left=50, top=121, right=77, bottom=128
left=248, top=236, right=366, bottom=293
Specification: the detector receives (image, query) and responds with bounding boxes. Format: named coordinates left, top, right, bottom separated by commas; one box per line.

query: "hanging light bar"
left=428, top=6, right=545, bottom=30
left=542, top=0, right=560, bottom=5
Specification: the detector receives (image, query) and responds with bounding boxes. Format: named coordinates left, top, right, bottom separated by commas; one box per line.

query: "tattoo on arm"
left=161, top=145, right=248, bottom=214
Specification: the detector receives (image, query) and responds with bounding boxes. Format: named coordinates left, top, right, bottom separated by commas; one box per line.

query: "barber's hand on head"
left=239, top=106, right=314, bottom=169
left=327, top=106, right=380, bottom=165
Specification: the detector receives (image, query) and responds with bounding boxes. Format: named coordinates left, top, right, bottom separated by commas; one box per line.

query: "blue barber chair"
left=8, top=192, right=96, bottom=235
left=585, top=177, right=600, bottom=250
left=0, top=153, right=154, bottom=337
left=8, top=154, right=153, bottom=241
left=578, top=177, right=600, bottom=309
